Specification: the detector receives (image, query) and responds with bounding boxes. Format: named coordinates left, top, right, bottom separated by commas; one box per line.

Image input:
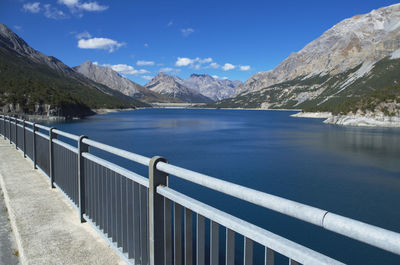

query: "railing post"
left=78, top=135, right=89, bottom=223
left=23, top=120, right=26, bottom=158
left=9, top=117, right=11, bottom=144
left=2, top=115, right=5, bottom=140
left=15, top=119, right=18, bottom=150
left=149, top=156, right=168, bottom=265
left=33, top=123, right=37, bottom=169
left=49, top=128, right=57, bottom=188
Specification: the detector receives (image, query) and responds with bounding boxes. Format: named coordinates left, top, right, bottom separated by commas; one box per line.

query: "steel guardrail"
left=0, top=115, right=399, bottom=264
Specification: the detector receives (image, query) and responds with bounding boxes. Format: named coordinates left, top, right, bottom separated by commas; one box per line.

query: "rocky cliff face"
left=179, top=74, right=241, bottom=101
left=74, top=61, right=175, bottom=103
left=145, top=73, right=213, bottom=103
left=75, top=61, right=143, bottom=97
left=213, top=3, right=400, bottom=116
left=236, top=3, right=400, bottom=96
left=0, top=24, right=146, bottom=118
left=0, top=23, right=143, bottom=103
left=0, top=24, right=75, bottom=76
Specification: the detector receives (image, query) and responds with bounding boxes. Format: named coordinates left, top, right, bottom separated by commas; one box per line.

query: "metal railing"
left=0, top=114, right=399, bottom=265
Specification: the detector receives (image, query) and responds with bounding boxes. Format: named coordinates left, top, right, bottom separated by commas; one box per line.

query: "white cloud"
left=144, top=43, right=149, bottom=47
left=58, top=0, right=108, bottom=12
left=212, top=75, right=228, bottom=80
left=58, top=0, right=79, bottom=7
left=175, top=57, right=215, bottom=69
left=137, top=60, right=155, bottom=66
left=160, top=67, right=173, bottom=72
left=199, top=57, right=212, bottom=64
left=141, top=75, right=153, bottom=80
left=240, top=65, right=251, bottom=71
left=175, top=57, right=194, bottom=66
left=44, top=4, right=67, bottom=19
left=75, top=31, right=92, bottom=39
left=78, top=37, right=125, bottom=52
left=222, top=63, right=235, bottom=71
left=102, top=64, right=150, bottom=75
left=181, top=28, right=194, bottom=37
left=208, top=62, right=220, bottom=69
left=167, top=20, right=173, bottom=27
left=14, top=25, right=22, bottom=31
left=79, top=2, right=108, bottom=11
left=93, top=61, right=98, bottom=65
left=22, top=2, right=41, bottom=13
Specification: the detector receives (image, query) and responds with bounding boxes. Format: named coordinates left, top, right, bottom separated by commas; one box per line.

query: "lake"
left=54, top=108, right=400, bottom=265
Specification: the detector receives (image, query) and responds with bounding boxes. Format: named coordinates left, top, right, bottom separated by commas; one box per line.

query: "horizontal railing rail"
left=155, top=161, right=400, bottom=256
left=157, top=186, right=345, bottom=265
left=0, top=114, right=399, bottom=265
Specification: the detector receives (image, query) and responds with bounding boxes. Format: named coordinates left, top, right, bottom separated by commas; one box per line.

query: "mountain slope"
left=215, top=3, right=400, bottom=114
left=0, top=24, right=147, bottom=117
left=145, top=73, right=213, bottom=103
left=74, top=61, right=179, bottom=103
left=179, top=74, right=241, bottom=101
left=214, top=57, right=400, bottom=112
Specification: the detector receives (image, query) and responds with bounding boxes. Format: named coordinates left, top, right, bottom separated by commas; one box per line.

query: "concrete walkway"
left=0, top=138, right=125, bottom=265
left=0, top=185, right=20, bottom=265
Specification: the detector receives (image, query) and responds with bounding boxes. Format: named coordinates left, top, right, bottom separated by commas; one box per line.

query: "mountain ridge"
left=144, top=72, right=241, bottom=103
left=145, top=73, right=213, bottom=103
left=178, top=73, right=241, bottom=101
left=0, top=23, right=147, bottom=118
left=213, top=3, right=400, bottom=119
left=74, top=61, right=181, bottom=103
left=236, top=3, right=400, bottom=96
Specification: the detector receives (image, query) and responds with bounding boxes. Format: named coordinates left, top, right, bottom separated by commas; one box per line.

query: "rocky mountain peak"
left=189, top=73, right=212, bottom=78
left=0, top=23, right=35, bottom=55
left=145, top=72, right=241, bottom=102
left=0, top=23, right=75, bottom=75
left=145, top=73, right=213, bottom=103
left=236, top=3, right=400, bottom=95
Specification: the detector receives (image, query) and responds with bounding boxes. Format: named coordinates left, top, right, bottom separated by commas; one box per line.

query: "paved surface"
left=0, top=139, right=125, bottom=265
left=0, top=185, right=20, bottom=265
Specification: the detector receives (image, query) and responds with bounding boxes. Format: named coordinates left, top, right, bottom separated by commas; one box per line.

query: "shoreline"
left=92, top=108, right=136, bottom=114
left=290, top=112, right=332, bottom=118
left=324, top=114, right=400, bottom=128
left=0, top=108, right=137, bottom=123
left=5, top=108, right=400, bottom=128
left=291, top=111, right=400, bottom=128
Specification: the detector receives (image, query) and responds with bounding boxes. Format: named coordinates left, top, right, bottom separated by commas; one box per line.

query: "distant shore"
left=292, top=111, right=400, bottom=128
left=92, top=108, right=136, bottom=114
left=290, top=112, right=332, bottom=118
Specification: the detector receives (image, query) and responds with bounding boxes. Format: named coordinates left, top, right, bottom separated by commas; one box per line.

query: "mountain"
left=74, top=61, right=180, bottom=103
left=179, top=74, right=241, bottom=101
left=216, top=4, right=400, bottom=114
left=0, top=24, right=147, bottom=118
left=145, top=73, right=213, bottom=103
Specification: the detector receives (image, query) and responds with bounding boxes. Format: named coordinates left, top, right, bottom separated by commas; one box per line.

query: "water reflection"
left=319, top=127, right=400, bottom=172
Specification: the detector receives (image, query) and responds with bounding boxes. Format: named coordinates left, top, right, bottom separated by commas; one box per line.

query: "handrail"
left=157, top=162, right=327, bottom=225
left=157, top=186, right=346, bottom=265
left=0, top=114, right=399, bottom=264
left=52, top=139, right=78, bottom=154
left=82, top=152, right=149, bottom=187
left=155, top=161, right=400, bottom=255
left=36, top=131, right=49, bottom=140
left=53, top=129, right=80, bottom=141
left=35, top=124, right=51, bottom=131
left=82, top=138, right=151, bottom=166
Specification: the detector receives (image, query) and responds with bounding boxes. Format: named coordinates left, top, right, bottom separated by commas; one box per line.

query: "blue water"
left=54, top=108, right=400, bottom=264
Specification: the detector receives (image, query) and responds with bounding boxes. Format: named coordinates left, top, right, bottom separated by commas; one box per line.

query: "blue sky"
left=1, top=0, right=399, bottom=85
